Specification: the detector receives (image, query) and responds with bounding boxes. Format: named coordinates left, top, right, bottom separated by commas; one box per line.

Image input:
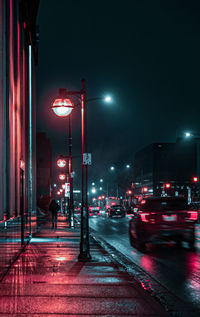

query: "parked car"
left=129, top=197, right=198, bottom=251
left=108, top=205, right=125, bottom=218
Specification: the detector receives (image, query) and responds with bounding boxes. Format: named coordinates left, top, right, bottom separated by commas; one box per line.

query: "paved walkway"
left=0, top=215, right=169, bottom=316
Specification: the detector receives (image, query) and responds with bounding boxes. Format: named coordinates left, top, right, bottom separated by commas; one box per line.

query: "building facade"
left=37, top=132, right=52, bottom=211
left=0, top=0, right=39, bottom=237
left=133, top=139, right=200, bottom=200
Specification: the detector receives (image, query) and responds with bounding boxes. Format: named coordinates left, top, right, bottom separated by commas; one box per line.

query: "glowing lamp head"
left=59, top=174, right=66, bottom=181
left=57, top=158, right=67, bottom=168
left=185, top=132, right=191, bottom=137
left=193, top=177, right=198, bottom=182
left=51, top=98, right=74, bottom=117
left=104, top=95, right=112, bottom=103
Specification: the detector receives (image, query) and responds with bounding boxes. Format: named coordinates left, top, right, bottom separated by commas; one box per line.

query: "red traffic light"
left=127, top=190, right=132, bottom=195
left=193, top=177, right=198, bottom=182
left=164, top=183, right=171, bottom=189
left=59, top=174, right=66, bottom=180
left=142, top=187, right=148, bottom=193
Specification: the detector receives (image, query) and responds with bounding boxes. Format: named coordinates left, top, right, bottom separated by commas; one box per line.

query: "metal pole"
left=78, top=79, right=91, bottom=261
left=68, top=115, right=74, bottom=227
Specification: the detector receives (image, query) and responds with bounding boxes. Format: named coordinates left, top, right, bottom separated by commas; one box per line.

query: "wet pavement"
left=0, top=215, right=169, bottom=316
left=89, top=215, right=200, bottom=315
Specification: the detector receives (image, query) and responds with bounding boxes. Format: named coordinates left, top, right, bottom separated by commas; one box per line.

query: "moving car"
left=108, top=205, right=125, bottom=218
left=129, top=197, right=198, bottom=251
left=89, top=206, right=100, bottom=216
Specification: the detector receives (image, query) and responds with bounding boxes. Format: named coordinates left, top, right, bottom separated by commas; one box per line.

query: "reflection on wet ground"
left=90, top=216, right=200, bottom=309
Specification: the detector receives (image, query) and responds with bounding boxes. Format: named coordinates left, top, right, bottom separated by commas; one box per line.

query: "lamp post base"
left=78, top=251, right=91, bottom=262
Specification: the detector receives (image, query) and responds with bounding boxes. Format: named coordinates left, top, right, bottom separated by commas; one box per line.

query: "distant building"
left=0, top=1, right=39, bottom=220
left=37, top=132, right=52, bottom=203
left=133, top=138, right=200, bottom=199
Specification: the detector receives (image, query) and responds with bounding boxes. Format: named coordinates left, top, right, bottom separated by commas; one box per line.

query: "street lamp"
left=51, top=79, right=91, bottom=261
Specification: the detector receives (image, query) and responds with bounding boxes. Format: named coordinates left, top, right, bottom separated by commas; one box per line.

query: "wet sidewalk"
left=0, top=216, right=169, bottom=316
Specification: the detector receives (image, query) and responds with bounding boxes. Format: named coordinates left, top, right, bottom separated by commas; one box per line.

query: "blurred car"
left=89, top=206, right=100, bottom=216
left=129, top=197, right=198, bottom=251
left=108, top=205, right=125, bottom=218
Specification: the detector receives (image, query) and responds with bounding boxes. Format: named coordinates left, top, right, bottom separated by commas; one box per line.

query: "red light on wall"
left=165, top=183, right=171, bottom=189
left=111, top=202, right=115, bottom=206
left=142, top=187, right=148, bottom=193
left=193, top=177, right=198, bottom=182
left=127, top=190, right=132, bottom=195
left=98, top=196, right=102, bottom=200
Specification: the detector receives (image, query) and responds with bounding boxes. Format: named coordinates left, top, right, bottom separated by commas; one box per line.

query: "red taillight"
left=187, top=211, right=198, bottom=221
left=97, top=207, right=100, bottom=211
left=140, top=213, right=150, bottom=222
left=89, top=207, right=92, bottom=211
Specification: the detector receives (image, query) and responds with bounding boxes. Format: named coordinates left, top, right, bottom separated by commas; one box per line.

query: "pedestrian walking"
left=49, top=199, right=60, bottom=229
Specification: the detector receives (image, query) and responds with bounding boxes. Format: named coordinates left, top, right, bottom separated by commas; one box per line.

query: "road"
left=89, top=212, right=200, bottom=311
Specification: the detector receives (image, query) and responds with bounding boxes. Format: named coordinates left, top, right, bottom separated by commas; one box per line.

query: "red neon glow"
left=106, top=205, right=109, bottom=209
left=165, top=183, right=171, bottom=189
left=127, top=190, right=132, bottom=195
left=111, top=202, right=116, bottom=206
left=193, top=177, right=198, bottom=182
left=57, top=191, right=61, bottom=195
left=141, top=199, right=146, bottom=204
left=98, top=196, right=102, bottom=200
left=52, top=98, right=74, bottom=117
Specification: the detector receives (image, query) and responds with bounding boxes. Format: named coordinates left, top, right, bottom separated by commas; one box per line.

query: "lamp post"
left=51, top=79, right=91, bottom=261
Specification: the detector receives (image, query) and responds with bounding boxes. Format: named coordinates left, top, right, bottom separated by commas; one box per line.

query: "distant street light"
left=59, top=173, right=66, bottom=181
left=110, top=166, right=115, bottom=171
left=126, top=164, right=130, bottom=168
left=185, top=132, right=192, bottom=137
left=104, top=96, right=112, bottom=103
left=57, top=157, right=67, bottom=168
left=100, top=179, right=103, bottom=182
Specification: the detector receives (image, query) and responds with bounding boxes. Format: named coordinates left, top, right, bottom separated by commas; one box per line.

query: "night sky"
left=36, top=0, right=200, bottom=184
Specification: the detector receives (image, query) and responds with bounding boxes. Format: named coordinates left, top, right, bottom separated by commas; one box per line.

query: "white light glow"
left=105, top=96, right=112, bottom=103
left=185, top=132, right=191, bottom=137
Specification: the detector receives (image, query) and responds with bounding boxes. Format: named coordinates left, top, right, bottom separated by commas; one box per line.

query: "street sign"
left=65, top=182, right=70, bottom=197
left=83, top=153, right=92, bottom=165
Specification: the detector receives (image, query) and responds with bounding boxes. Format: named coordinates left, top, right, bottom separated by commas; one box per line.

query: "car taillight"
left=89, top=207, right=92, bottom=211
left=140, top=213, right=150, bottom=222
left=187, top=211, right=198, bottom=221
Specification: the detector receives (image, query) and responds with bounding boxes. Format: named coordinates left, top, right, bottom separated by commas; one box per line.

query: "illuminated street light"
left=59, top=173, right=66, bottom=181
left=110, top=166, right=115, bottom=171
left=185, top=132, right=191, bottom=137
left=104, top=95, right=112, bottom=103
left=92, top=182, right=95, bottom=186
left=51, top=97, right=74, bottom=117
left=57, top=157, right=67, bottom=168
left=99, top=187, right=102, bottom=191
left=91, top=187, right=96, bottom=194
left=126, top=164, right=130, bottom=168
left=100, top=179, right=103, bottom=182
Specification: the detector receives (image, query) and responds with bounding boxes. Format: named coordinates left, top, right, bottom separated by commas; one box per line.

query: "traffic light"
left=193, top=176, right=198, bottom=182
left=164, top=183, right=171, bottom=189
left=142, top=187, right=148, bottom=193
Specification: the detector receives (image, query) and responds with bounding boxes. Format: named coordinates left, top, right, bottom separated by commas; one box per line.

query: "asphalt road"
left=89, top=212, right=200, bottom=310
